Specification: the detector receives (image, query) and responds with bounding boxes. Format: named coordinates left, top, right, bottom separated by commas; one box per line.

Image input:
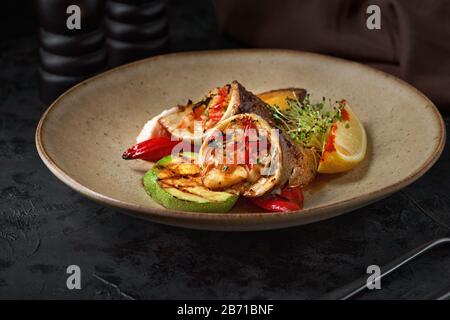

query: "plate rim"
left=35, top=48, right=447, bottom=227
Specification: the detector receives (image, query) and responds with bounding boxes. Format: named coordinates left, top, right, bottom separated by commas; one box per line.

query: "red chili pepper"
left=251, top=186, right=304, bottom=212
left=122, top=137, right=180, bottom=162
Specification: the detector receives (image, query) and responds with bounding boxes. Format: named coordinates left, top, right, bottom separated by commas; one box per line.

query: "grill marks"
left=155, top=160, right=238, bottom=202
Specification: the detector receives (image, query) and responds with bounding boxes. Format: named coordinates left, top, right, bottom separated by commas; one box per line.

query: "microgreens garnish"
left=270, top=94, right=347, bottom=151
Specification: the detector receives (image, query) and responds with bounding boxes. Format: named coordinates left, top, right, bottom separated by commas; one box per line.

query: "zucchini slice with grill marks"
left=143, top=153, right=239, bottom=213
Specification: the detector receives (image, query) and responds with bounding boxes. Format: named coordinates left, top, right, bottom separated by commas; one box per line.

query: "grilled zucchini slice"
left=143, top=153, right=239, bottom=213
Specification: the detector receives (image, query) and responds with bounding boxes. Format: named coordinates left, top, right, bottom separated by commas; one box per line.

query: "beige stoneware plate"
left=36, top=49, right=445, bottom=231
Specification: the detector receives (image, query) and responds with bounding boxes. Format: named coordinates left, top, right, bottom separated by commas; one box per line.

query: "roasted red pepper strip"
left=251, top=186, right=304, bottom=212
left=251, top=197, right=300, bottom=212
left=122, top=137, right=180, bottom=162
left=208, top=109, right=224, bottom=122
left=281, top=186, right=304, bottom=206
left=242, top=117, right=257, bottom=168
left=207, top=86, right=229, bottom=122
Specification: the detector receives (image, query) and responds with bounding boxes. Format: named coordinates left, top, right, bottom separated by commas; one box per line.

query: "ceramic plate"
left=36, top=49, right=445, bottom=231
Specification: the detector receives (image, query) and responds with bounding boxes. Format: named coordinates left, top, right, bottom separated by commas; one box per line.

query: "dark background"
left=0, top=2, right=36, bottom=39
left=1, top=0, right=450, bottom=299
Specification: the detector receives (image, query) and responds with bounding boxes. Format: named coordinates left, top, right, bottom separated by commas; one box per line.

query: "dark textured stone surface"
left=0, top=0, right=449, bottom=300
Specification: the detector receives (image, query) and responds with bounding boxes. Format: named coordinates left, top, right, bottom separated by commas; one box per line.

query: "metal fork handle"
left=321, top=237, right=450, bottom=300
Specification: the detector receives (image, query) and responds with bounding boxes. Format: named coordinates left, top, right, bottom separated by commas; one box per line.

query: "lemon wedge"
left=317, top=103, right=367, bottom=174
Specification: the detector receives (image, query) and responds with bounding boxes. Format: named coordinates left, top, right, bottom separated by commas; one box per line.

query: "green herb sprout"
left=270, top=94, right=347, bottom=151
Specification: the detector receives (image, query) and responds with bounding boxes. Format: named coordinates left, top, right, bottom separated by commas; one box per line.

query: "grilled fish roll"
left=135, top=84, right=232, bottom=143
left=231, top=81, right=318, bottom=188
left=199, top=113, right=283, bottom=198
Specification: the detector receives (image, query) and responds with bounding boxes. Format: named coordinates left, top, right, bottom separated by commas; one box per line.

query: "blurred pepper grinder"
left=37, top=0, right=107, bottom=105
left=105, top=0, right=169, bottom=67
